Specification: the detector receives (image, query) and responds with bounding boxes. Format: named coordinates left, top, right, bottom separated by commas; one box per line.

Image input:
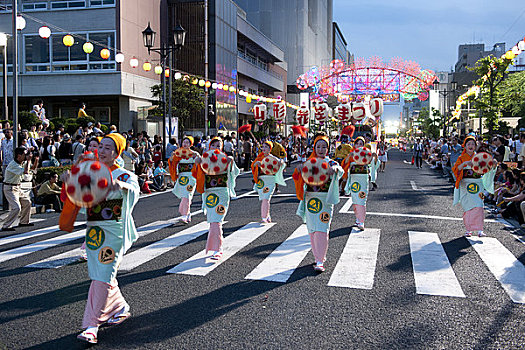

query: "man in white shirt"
left=519, top=134, right=525, bottom=168
left=1, top=129, right=14, bottom=175
left=2, top=148, right=34, bottom=231
left=72, top=135, right=86, bottom=162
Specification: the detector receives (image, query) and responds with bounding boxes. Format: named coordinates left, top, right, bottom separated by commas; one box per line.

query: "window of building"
left=22, top=2, right=48, bottom=11
left=23, top=31, right=116, bottom=72
left=25, top=35, right=50, bottom=71
left=51, top=0, right=86, bottom=9
left=89, top=32, right=114, bottom=62
left=89, top=0, right=115, bottom=6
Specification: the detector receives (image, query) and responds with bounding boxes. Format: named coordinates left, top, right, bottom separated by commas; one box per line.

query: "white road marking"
left=468, top=236, right=525, bottom=303
left=339, top=203, right=498, bottom=223
left=167, top=222, right=275, bottom=276
left=409, top=231, right=465, bottom=298
left=119, top=221, right=211, bottom=271
left=25, top=218, right=182, bottom=269
left=339, top=198, right=353, bottom=213
left=328, top=228, right=380, bottom=289
left=0, top=222, right=85, bottom=247
left=245, top=224, right=310, bottom=282
left=0, top=229, right=85, bottom=264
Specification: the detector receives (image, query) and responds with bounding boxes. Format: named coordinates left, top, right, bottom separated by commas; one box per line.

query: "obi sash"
left=205, top=173, right=228, bottom=189
left=87, top=199, right=123, bottom=221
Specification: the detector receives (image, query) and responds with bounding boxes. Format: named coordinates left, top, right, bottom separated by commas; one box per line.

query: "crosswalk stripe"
left=408, top=231, right=465, bottom=298
left=468, top=237, right=525, bottom=303
left=328, top=228, right=380, bottom=289
left=0, top=229, right=84, bottom=264
left=339, top=198, right=353, bottom=213
left=167, top=222, right=275, bottom=276
left=0, top=222, right=84, bottom=247
left=245, top=224, right=310, bottom=282
left=120, top=221, right=210, bottom=272
left=25, top=218, right=181, bottom=269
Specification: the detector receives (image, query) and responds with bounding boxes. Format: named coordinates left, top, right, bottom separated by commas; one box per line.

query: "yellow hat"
left=103, top=133, right=126, bottom=156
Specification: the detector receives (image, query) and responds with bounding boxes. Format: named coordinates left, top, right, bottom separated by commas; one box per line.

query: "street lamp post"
left=142, top=22, right=186, bottom=156
left=0, top=33, right=7, bottom=121
left=433, top=80, right=457, bottom=137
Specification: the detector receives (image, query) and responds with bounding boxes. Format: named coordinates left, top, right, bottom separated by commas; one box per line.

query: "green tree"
left=500, top=70, right=525, bottom=117
left=151, top=79, right=205, bottom=136
left=470, top=55, right=512, bottom=134
left=415, top=107, right=440, bottom=139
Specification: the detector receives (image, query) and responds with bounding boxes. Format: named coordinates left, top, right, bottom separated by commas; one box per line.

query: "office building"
left=0, top=0, right=162, bottom=132
left=455, top=42, right=505, bottom=73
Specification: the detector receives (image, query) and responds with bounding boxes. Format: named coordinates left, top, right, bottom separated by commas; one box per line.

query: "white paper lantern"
left=115, top=53, right=125, bottom=63
left=38, top=26, right=51, bottom=39
left=296, top=105, right=310, bottom=126
left=335, top=103, right=352, bottom=123
left=313, top=103, right=329, bottom=124
left=272, top=101, right=286, bottom=122
left=352, top=102, right=366, bottom=121
left=254, top=103, right=267, bottom=124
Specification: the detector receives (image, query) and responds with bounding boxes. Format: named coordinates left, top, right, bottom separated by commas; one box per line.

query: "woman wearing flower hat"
left=452, top=136, right=497, bottom=237
left=59, top=133, right=140, bottom=344
left=169, top=136, right=199, bottom=223
left=251, top=140, right=286, bottom=223
left=192, top=137, right=240, bottom=260
left=293, top=134, right=343, bottom=272
left=342, top=136, right=369, bottom=231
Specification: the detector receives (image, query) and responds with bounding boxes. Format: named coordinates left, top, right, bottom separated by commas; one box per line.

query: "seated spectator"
left=36, top=172, right=62, bottom=212
left=153, top=160, right=168, bottom=190
left=135, top=161, right=153, bottom=194
left=501, top=172, right=525, bottom=225
left=146, top=159, right=162, bottom=191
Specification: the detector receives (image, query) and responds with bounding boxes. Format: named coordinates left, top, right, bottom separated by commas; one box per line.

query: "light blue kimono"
left=172, top=158, right=197, bottom=200
left=297, top=162, right=343, bottom=234
left=345, top=163, right=369, bottom=206
left=453, top=167, right=496, bottom=212
left=254, top=163, right=287, bottom=201
left=85, top=167, right=140, bottom=285
left=201, top=161, right=240, bottom=223
left=369, top=158, right=380, bottom=183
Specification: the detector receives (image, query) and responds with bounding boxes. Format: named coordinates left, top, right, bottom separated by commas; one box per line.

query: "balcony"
left=237, top=51, right=284, bottom=91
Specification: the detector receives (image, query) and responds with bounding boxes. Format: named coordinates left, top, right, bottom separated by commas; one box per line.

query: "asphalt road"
left=0, top=150, right=524, bottom=349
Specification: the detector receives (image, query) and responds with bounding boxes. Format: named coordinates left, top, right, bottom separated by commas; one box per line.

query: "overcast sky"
left=334, top=0, right=525, bottom=72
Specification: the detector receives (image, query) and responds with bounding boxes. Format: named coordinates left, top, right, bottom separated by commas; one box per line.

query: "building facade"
left=168, top=0, right=287, bottom=136
left=232, top=0, right=333, bottom=103
left=0, top=0, right=162, bottom=132
left=332, top=22, right=347, bottom=63
left=455, top=42, right=505, bottom=73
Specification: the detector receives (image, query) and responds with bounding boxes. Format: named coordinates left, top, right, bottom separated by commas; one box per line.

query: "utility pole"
left=204, top=0, right=209, bottom=137
left=12, top=0, right=18, bottom=146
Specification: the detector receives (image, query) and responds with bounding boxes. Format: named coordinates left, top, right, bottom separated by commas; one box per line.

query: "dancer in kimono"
left=59, top=133, right=140, bottom=344
left=293, top=135, right=343, bottom=272
left=251, top=140, right=286, bottom=223
left=452, top=136, right=496, bottom=237
left=192, top=137, right=240, bottom=260
left=368, top=153, right=380, bottom=191
left=169, top=136, right=198, bottom=224
left=343, top=136, right=369, bottom=231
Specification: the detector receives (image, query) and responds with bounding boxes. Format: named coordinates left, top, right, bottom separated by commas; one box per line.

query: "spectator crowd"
left=409, top=131, right=525, bottom=228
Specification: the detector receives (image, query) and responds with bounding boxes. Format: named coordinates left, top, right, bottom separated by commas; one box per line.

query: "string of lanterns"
left=450, top=34, right=525, bottom=122
left=20, top=12, right=295, bottom=109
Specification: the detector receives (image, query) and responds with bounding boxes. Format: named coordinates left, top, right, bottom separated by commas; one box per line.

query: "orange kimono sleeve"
left=59, top=198, right=81, bottom=233
left=452, top=153, right=470, bottom=189
left=168, top=155, right=182, bottom=181
left=341, top=156, right=352, bottom=180
left=192, top=163, right=206, bottom=194
left=251, top=152, right=265, bottom=183
left=292, top=168, right=305, bottom=201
